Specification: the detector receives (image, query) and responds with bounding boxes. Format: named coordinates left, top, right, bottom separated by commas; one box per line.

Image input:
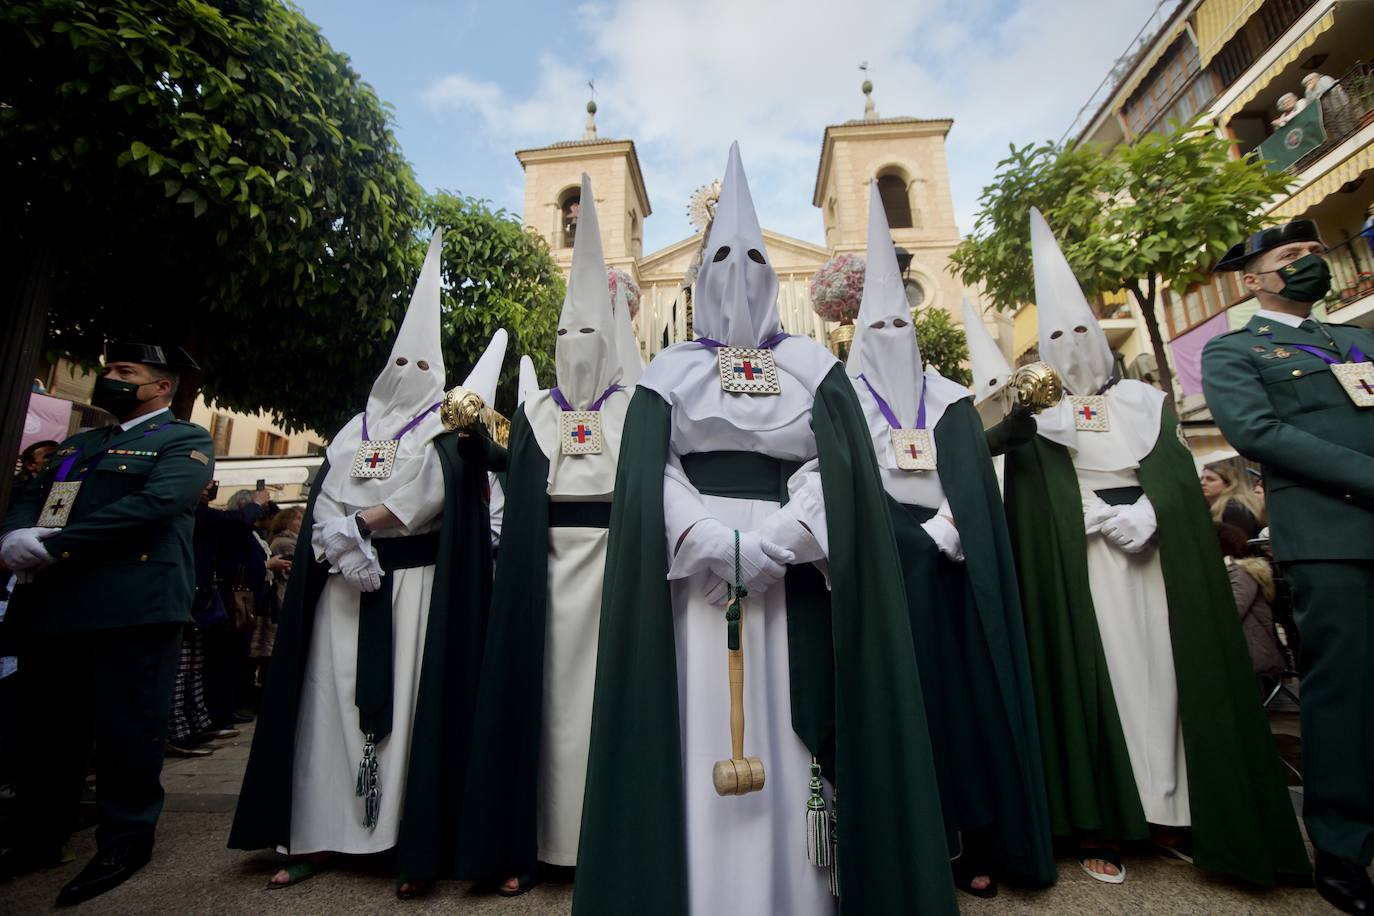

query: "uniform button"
left=118, top=463, right=127, bottom=471
left=61, top=551, right=70, bottom=559
left=1291, top=369, right=1303, bottom=377
left=140, top=554, right=149, bottom=561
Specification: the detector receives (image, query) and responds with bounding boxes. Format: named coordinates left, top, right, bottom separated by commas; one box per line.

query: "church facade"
left=515, top=88, right=998, bottom=360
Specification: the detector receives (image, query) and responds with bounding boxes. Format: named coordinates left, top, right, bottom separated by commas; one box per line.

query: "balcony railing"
left=1256, top=62, right=1374, bottom=173
left=1329, top=233, right=1374, bottom=312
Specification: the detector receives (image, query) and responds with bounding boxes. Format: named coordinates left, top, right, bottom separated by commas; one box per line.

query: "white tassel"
left=806, top=760, right=832, bottom=867
left=355, top=733, right=380, bottom=829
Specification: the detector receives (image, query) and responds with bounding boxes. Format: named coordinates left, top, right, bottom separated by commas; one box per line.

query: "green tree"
left=421, top=193, right=564, bottom=417
left=1, top=0, right=423, bottom=442
left=950, top=124, right=1292, bottom=402
left=915, top=306, right=971, bottom=386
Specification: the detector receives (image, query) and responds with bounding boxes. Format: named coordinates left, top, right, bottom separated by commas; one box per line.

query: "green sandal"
left=266, top=861, right=319, bottom=890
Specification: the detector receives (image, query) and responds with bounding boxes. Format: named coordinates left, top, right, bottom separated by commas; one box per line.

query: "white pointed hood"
left=610, top=276, right=645, bottom=387
left=463, top=327, right=507, bottom=406
left=692, top=142, right=781, bottom=347
left=962, top=296, right=1013, bottom=403
left=1031, top=208, right=1114, bottom=396
left=517, top=355, right=539, bottom=406
left=847, top=180, right=923, bottom=427
left=556, top=173, right=622, bottom=408
left=365, top=230, right=447, bottom=426
left=322, top=230, right=450, bottom=511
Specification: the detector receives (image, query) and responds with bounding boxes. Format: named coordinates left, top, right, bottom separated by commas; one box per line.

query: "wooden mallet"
left=713, top=596, right=765, bottom=796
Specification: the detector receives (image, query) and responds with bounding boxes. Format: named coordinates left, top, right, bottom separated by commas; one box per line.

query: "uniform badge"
left=1330, top=361, right=1374, bottom=407
left=560, top=410, right=604, bottom=455
left=891, top=428, right=935, bottom=471
left=1070, top=395, right=1109, bottom=432
left=718, top=347, right=781, bottom=395
left=351, top=440, right=398, bottom=479
left=1257, top=325, right=1271, bottom=334
left=1251, top=345, right=1267, bottom=353
left=37, top=481, right=83, bottom=528
left=1273, top=348, right=1293, bottom=359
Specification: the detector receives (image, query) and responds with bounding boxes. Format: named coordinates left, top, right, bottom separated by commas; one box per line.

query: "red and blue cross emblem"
left=1077, top=403, right=1097, bottom=421
left=365, top=450, right=387, bottom=468
left=569, top=423, right=592, bottom=444
left=733, top=359, right=760, bottom=381
left=1356, top=376, right=1374, bottom=396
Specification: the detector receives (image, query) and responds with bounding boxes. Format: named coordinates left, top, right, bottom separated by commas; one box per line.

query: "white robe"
left=1041, top=381, right=1191, bottom=827
left=285, top=447, right=445, bottom=855
left=523, top=388, right=629, bottom=866
left=645, top=337, right=837, bottom=916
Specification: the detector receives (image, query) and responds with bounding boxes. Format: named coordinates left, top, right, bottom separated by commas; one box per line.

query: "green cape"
left=891, top=397, right=1056, bottom=884
left=1003, top=408, right=1309, bottom=885
left=453, top=405, right=555, bottom=879
left=571, top=364, right=958, bottom=915
left=228, top=431, right=499, bottom=881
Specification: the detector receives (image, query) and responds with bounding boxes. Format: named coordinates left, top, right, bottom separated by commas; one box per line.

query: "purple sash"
left=549, top=384, right=623, bottom=412
left=695, top=331, right=790, bottom=350
left=858, top=374, right=927, bottom=430
left=361, top=401, right=441, bottom=441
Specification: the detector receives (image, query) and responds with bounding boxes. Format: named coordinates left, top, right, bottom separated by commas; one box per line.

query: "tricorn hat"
left=104, top=342, right=200, bottom=372
left=1214, top=219, right=1323, bottom=272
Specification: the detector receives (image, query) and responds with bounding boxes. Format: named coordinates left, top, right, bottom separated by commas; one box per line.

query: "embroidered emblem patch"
left=891, top=428, right=935, bottom=471
left=188, top=450, right=210, bottom=465
left=718, top=347, right=781, bottom=395
left=1331, top=361, right=1374, bottom=407
left=1070, top=395, right=1110, bottom=432
left=38, top=481, right=83, bottom=528
left=560, top=410, right=604, bottom=455
left=351, top=439, right=398, bottom=479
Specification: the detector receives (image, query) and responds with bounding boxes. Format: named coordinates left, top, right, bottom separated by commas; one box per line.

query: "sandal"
left=266, top=860, right=319, bottom=890
left=496, top=873, right=539, bottom=897
left=1151, top=834, right=1195, bottom=865
left=1076, top=846, right=1125, bottom=884
left=395, top=874, right=434, bottom=900
left=951, top=855, right=998, bottom=898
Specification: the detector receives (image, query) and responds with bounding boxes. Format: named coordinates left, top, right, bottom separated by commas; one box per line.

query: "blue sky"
left=295, top=0, right=1161, bottom=255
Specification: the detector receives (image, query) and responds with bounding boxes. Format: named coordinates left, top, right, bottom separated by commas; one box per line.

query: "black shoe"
left=55, top=843, right=151, bottom=907
left=0, top=843, right=67, bottom=879
left=1315, top=850, right=1374, bottom=914
left=231, top=712, right=256, bottom=724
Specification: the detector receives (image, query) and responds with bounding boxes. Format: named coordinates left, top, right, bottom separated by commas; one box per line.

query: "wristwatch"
left=354, top=512, right=373, bottom=539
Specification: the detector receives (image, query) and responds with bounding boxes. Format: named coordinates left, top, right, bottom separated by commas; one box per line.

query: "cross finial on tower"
left=860, top=62, right=877, bottom=120
left=584, top=80, right=598, bottom=139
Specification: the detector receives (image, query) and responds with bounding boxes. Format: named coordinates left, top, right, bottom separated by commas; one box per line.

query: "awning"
left=1217, top=8, right=1337, bottom=126
left=1271, top=143, right=1374, bottom=217
left=1115, top=22, right=1193, bottom=111
left=1195, top=0, right=1263, bottom=68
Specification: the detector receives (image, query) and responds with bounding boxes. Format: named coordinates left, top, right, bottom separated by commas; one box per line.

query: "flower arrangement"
left=607, top=267, right=641, bottom=319
left=809, top=253, right=865, bottom=323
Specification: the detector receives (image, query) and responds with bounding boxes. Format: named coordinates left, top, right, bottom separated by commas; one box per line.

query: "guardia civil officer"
left=1203, top=221, right=1374, bottom=914
left=0, top=343, right=213, bottom=907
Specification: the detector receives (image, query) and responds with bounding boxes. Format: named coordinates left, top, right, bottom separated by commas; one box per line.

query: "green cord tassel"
left=806, top=760, right=831, bottom=867
left=726, top=529, right=745, bottom=651
left=829, top=791, right=841, bottom=898
left=355, top=733, right=380, bottom=829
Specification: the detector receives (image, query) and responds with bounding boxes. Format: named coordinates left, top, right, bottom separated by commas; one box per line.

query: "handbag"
left=229, top=564, right=257, bottom=633
left=191, top=584, right=228, bottom=629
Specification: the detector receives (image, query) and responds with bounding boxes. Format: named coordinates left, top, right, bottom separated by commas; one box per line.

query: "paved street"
left=0, top=714, right=1356, bottom=914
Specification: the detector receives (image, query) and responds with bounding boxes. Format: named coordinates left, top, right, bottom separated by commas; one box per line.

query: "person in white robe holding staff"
left=571, top=143, right=957, bottom=916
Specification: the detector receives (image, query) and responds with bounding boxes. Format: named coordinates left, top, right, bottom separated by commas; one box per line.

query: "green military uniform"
left=1, top=409, right=213, bottom=857
left=1203, top=312, right=1374, bottom=867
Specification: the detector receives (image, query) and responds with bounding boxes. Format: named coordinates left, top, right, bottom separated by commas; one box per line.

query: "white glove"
left=333, top=544, right=384, bottom=593
left=1082, top=495, right=1116, bottom=536
left=920, top=514, right=965, bottom=563
left=0, top=527, right=60, bottom=571
left=675, top=518, right=794, bottom=603
left=315, top=513, right=374, bottom=568
left=1099, top=497, right=1157, bottom=554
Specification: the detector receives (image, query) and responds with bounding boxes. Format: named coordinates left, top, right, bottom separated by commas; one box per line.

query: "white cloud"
left=421, top=0, right=1160, bottom=252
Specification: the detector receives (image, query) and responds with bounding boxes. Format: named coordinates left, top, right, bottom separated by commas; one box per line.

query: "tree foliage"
left=915, top=306, right=971, bottom=386
left=422, top=193, right=563, bottom=418
left=1, top=0, right=423, bottom=434
left=950, top=123, right=1293, bottom=400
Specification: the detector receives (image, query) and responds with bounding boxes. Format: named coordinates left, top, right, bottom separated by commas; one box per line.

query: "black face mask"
left=91, top=376, right=153, bottom=419
left=1261, top=253, right=1332, bottom=304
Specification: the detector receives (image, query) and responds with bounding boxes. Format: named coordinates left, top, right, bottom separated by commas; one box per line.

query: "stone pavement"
left=0, top=718, right=1354, bottom=914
